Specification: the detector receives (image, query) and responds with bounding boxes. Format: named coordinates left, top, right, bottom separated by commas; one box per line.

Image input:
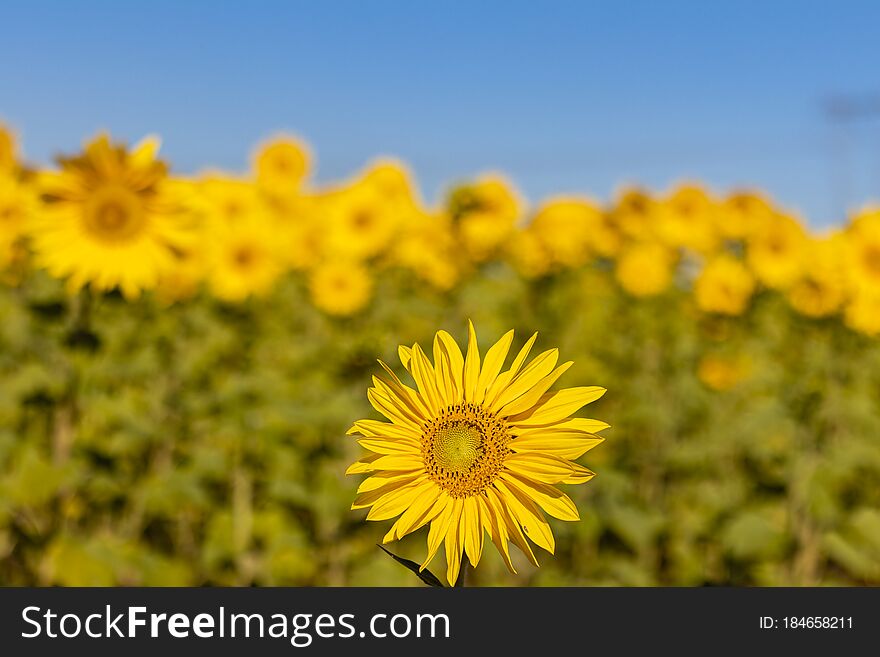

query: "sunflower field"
left=1, top=124, right=879, bottom=587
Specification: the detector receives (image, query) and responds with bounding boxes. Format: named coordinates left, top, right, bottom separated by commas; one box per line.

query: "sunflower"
left=0, top=124, right=17, bottom=171
left=29, top=134, right=191, bottom=299
left=309, top=260, right=373, bottom=317
left=506, top=228, right=552, bottom=279
left=0, top=174, right=36, bottom=257
left=347, top=324, right=608, bottom=585
left=611, top=187, right=659, bottom=240
left=746, top=212, right=806, bottom=289
left=252, top=135, right=310, bottom=198
left=843, top=214, right=880, bottom=294
left=206, top=217, right=286, bottom=301
left=326, top=184, right=398, bottom=261
left=615, top=242, right=676, bottom=297
left=529, top=198, right=596, bottom=267
left=786, top=236, right=846, bottom=318
left=844, top=289, right=880, bottom=336
left=450, top=176, right=521, bottom=263
left=694, top=255, right=756, bottom=316
left=717, top=190, right=773, bottom=240
left=656, top=184, right=720, bottom=255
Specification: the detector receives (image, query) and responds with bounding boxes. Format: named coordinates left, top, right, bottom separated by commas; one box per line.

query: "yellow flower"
left=392, top=212, right=461, bottom=291
left=746, top=212, right=806, bottom=290
left=326, top=183, right=398, bottom=261
left=196, top=176, right=264, bottom=227
left=252, top=135, right=310, bottom=198
left=657, top=184, right=720, bottom=255
left=697, top=353, right=750, bottom=391
left=786, top=236, right=846, bottom=318
left=843, top=213, right=880, bottom=294
left=844, top=289, right=880, bottom=336
left=0, top=174, right=36, bottom=254
left=451, top=176, right=521, bottom=262
left=611, top=187, right=659, bottom=240
left=29, top=134, right=191, bottom=299
left=695, top=255, right=756, bottom=315
left=529, top=198, right=597, bottom=267
left=347, top=323, right=608, bottom=585
left=309, top=260, right=373, bottom=316
left=506, top=228, right=552, bottom=279
left=360, top=159, right=419, bottom=211
left=156, top=244, right=206, bottom=304
left=717, top=190, right=773, bottom=240
left=0, top=124, right=17, bottom=171
left=615, top=242, right=676, bottom=297
left=206, top=217, right=285, bottom=301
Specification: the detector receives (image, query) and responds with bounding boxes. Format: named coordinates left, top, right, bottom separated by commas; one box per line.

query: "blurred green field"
left=2, top=263, right=879, bottom=586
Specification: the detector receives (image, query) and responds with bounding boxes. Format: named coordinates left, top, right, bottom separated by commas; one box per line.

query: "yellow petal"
left=484, top=332, right=538, bottom=406
left=463, top=320, right=481, bottom=402
left=497, top=361, right=573, bottom=417
left=352, top=474, right=425, bottom=509
left=437, top=330, right=464, bottom=401
left=499, top=472, right=580, bottom=521
left=512, top=417, right=610, bottom=435
left=504, top=452, right=575, bottom=484
left=488, top=487, right=539, bottom=567
left=507, top=386, right=606, bottom=427
left=357, top=437, right=421, bottom=455
left=422, top=495, right=455, bottom=571
left=475, top=329, right=514, bottom=404
left=357, top=470, right=424, bottom=494
left=508, top=432, right=605, bottom=460
left=479, top=494, right=516, bottom=574
left=398, top=345, right=413, bottom=369
left=345, top=454, right=382, bottom=475
left=347, top=419, right=419, bottom=440
left=493, top=479, right=556, bottom=554
left=462, top=496, right=484, bottom=567
left=367, top=388, right=422, bottom=430
left=489, top=349, right=560, bottom=412
left=409, top=344, right=443, bottom=415
left=368, top=453, right=425, bottom=471
left=563, top=463, right=596, bottom=485
left=433, top=334, right=455, bottom=407
left=377, top=360, right=432, bottom=418
left=366, top=478, right=433, bottom=521
left=444, top=499, right=464, bottom=585
left=383, top=484, right=444, bottom=542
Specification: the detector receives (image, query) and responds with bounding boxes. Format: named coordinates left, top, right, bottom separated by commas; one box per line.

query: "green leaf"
left=377, top=544, right=444, bottom=588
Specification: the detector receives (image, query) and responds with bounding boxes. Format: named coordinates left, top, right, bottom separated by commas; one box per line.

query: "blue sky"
left=2, top=0, right=879, bottom=225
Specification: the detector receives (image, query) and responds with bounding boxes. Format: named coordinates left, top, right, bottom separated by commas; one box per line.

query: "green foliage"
left=0, top=267, right=879, bottom=586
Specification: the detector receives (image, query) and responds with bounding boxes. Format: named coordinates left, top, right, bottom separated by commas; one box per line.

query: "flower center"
left=83, top=185, right=146, bottom=243
left=422, top=402, right=510, bottom=498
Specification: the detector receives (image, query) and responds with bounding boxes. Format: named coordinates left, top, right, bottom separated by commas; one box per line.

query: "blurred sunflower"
left=0, top=124, right=17, bottom=171
left=0, top=174, right=36, bottom=261
left=786, top=236, right=846, bottom=318
left=253, top=135, right=310, bottom=198
left=746, top=212, right=806, bottom=290
left=697, top=353, right=750, bottom=391
left=529, top=198, right=596, bottom=267
left=843, top=215, right=880, bottom=295
left=393, top=212, right=461, bottom=291
left=611, top=187, right=658, bottom=240
left=29, top=134, right=191, bottom=299
left=361, top=159, right=419, bottom=211
left=309, top=260, right=373, bottom=317
left=206, top=217, right=285, bottom=301
left=326, top=184, right=398, bottom=261
left=197, top=176, right=265, bottom=227
left=506, top=229, right=552, bottom=280
left=844, top=289, right=880, bottom=336
left=694, top=255, right=756, bottom=316
left=615, top=242, right=675, bottom=297
left=717, top=190, right=772, bottom=241
left=348, top=324, right=608, bottom=585
left=451, top=176, right=521, bottom=263
left=656, top=184, right=720, bottom=255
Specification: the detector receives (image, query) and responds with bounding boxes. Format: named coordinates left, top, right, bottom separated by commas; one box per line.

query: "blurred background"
left=1, top=0, right=880, bottom=585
